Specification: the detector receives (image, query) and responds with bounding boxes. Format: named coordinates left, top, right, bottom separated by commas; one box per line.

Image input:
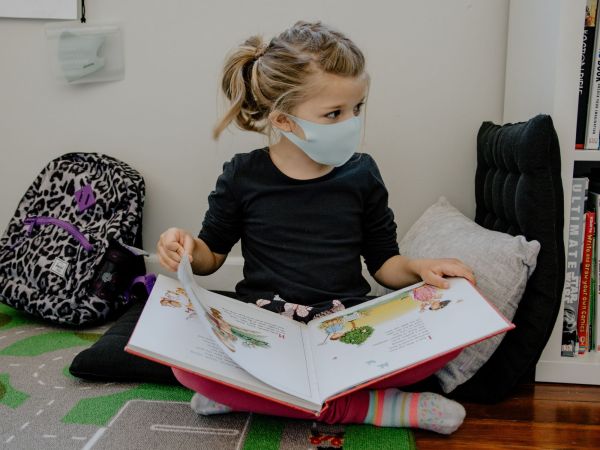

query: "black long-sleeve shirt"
left=198, top=148, right=399, bottom=305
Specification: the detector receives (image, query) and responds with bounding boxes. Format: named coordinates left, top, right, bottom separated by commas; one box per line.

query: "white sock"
left=190, top=392, right=233, bottom=416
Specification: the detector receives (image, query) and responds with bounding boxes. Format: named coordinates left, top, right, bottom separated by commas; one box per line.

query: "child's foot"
left=364, top=389, right=466, bottom=435
left=190, top=393, right=233, bottom=416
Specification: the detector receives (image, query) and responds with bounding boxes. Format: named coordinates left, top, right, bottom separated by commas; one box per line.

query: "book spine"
left=588, top=189, right=600, bottom=351
left=590, top=238, right=596, bottom=351
left=577, top=0, right=599, bottom=148
left=578, top=211, right=595, bottom=354
left=562, top=178, right=589, bottom=356
left=597, top=228, right=600, bottom=350
left=588, top=190, right=600, bottom=352
left=586, top=3, right=600, bottom=149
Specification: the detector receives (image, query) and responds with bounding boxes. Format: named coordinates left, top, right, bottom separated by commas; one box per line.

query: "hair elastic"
left=254, top=43, right=268, bottom=60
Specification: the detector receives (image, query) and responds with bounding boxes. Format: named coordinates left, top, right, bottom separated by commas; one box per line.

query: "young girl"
left=157, top=21, right=476, bottom=435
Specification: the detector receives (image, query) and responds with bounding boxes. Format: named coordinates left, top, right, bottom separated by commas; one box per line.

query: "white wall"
left=0, top=0, right=508, bottom=265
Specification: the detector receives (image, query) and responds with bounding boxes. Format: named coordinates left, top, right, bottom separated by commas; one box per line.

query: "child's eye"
left=325, top=110, right=341, bottom=119
left=353, top=102, right=364, bottom=116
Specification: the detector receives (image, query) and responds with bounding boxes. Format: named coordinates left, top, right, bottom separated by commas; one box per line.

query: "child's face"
left=289, top=72, right=368, bottom=132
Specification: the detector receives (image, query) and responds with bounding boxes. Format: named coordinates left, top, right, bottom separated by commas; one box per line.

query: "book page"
left=307, top=278, right=513, bottom=400
left=127, top=275, right=261, bottom=383
left=126, top=275, right=321, bottom=412
left=177, top=259, right=320, bottom=404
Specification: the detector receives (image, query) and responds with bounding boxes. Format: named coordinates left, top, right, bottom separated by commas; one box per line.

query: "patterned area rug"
left=0, top=303, right=416, bottom=450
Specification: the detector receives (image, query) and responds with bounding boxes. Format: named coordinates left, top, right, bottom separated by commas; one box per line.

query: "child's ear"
left=268, top=111, right=293, bottom=132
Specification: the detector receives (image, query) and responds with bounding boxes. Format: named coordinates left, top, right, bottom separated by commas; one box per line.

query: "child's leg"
left=173, top=349, right=465, bottom=434
left=172, top=367, right=369, bottom=423
left=173, top=368, right=321, bottom=420
left=173, top=368, right=463, bottom=434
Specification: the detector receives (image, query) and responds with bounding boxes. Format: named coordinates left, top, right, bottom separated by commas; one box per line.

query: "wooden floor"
left=413, top=383, right=600, bottom=449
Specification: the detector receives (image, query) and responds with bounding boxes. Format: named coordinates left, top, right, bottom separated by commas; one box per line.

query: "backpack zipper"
left=23, top=216, right=94, bottom=252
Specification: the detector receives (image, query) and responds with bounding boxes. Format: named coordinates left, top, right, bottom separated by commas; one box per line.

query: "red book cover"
left=578, top=210, right=595, bottom=353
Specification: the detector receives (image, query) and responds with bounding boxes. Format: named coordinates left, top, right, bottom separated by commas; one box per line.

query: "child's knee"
left=172, top=368, right=224, bottom=400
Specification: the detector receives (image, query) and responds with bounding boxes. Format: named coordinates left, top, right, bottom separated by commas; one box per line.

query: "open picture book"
left=125, top=258, right=514, bottom=414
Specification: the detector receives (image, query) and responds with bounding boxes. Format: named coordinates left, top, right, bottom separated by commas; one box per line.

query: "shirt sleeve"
left=361, top=156, right=400, bottom=276
left=198, top=158, right=242, bottom=254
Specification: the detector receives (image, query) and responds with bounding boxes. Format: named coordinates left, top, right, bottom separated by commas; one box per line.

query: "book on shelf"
left=125, top=258, right=514, bottom=414
left=588, top=186, right=600, bottom=352
left=562, top=177, right=590, bottom=356
left=586, top=0, right=600, bottom=149
left=578, top=210, right=595, bottom=354
left=595, top=219, right=600, bottom=352
left=590, top=236, right=597, bottom=351
left=577, top=0, right=599, bottom=149
left=596, top=246, right=600, bottom=351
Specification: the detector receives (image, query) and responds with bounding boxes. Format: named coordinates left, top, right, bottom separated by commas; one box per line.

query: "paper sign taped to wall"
left=0, top=0, right=77, bottom=20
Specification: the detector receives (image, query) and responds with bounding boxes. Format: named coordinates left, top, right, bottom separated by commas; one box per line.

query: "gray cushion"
left=398, top=196, right=540, bottom=393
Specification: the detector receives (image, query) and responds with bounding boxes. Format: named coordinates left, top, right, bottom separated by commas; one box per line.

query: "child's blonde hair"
left=213, top=21, right=367, bottom=140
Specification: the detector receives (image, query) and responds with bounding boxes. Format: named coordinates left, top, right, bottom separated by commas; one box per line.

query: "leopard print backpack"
left=0, top=153, right=149, bottom=326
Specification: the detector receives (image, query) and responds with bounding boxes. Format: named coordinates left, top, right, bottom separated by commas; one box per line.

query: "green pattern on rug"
left=63, top=383, right=193, bottom=426
left=62, top=364, right=76, bottom=379
left=0, top=373, right=29, bottom=408
left=242, top=415, right=284, bottom=450
left=0, top=331, right=101, bottom=356
left=0, top=303, right=37, bottom=330
left=344, top=424, right=416, bottom=450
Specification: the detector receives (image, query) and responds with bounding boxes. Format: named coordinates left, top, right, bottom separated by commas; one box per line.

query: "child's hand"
left=157, top=227, right=195, bottom=272
left=409, top=258, right=476, bottom=289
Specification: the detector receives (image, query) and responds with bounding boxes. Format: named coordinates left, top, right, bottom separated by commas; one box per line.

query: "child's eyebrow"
left=321, top=98, right=366, bottom=110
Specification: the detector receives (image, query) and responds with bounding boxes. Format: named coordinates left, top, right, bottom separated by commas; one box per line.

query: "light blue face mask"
left=280, top=114, right=363, bottom=167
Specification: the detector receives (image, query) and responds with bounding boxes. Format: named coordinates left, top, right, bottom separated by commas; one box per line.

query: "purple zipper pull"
left=23, top=217, right=37, bottom=235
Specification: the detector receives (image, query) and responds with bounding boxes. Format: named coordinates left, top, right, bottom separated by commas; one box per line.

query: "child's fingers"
left=452, top=260, right=476, bottom=282
left=157, top=250, right=178, bottom=272
left=165, top=241, right=183, bottom=254
left=157, top=246, right=178, bottom=268
left=182, top=234, right=195, bottom=263
left=165, top=244, right=184, bottom=263
left=422, top=271, right=449, bottom=289
left=158, top=255, right=176, bottom=272
left=157, top=245, right=181, bottom=272
left=174, top=245, right=192, bottom=263
left=434, top=260, right=476, bottom=286
left=462, top=269, right=476, bottom=285
left=157, top=228, right=193, bottom=271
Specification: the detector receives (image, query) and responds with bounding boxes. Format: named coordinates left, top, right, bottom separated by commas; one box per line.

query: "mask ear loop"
left=282, top=113, right=307, bottom=141
left=81, top=0, right=86, bottom=23
left=271, top=113, right=302, bottom=141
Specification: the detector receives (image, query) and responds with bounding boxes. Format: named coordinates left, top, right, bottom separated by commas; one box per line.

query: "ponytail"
left=212, top=36, right=269, bottom=139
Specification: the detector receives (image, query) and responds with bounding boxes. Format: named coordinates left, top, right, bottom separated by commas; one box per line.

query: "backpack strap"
left=123, top=273, right=157, bottom=304
left=132, top=273, right=157, bottom=296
